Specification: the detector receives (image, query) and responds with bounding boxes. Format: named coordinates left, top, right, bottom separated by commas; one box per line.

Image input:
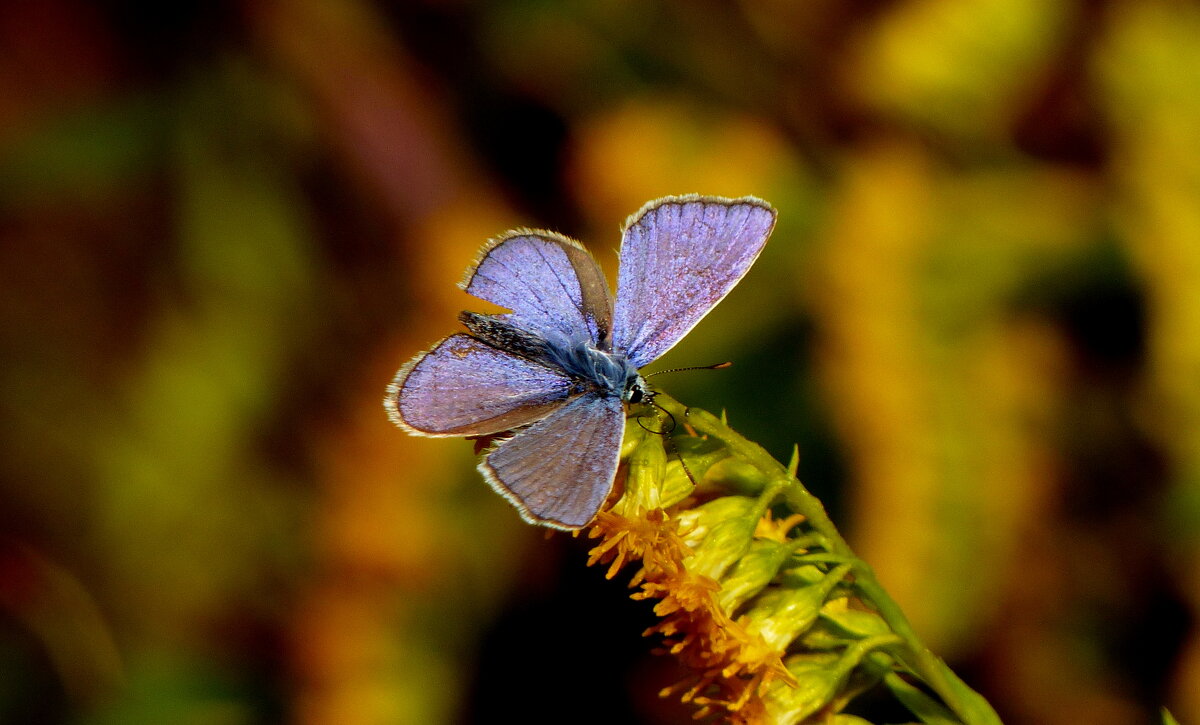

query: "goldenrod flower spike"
left=586, top=393, right=1002, bottom=725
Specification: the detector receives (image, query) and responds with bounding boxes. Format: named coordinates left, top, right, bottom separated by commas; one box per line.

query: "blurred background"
left=1, top=0, right=1198, bottom=723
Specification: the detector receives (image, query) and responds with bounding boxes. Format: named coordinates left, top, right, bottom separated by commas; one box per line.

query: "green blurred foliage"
left=0, top=1, right=1197, bottom=723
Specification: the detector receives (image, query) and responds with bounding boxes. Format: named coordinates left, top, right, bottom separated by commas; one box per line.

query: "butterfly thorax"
left=545, top=335, right=644, bottom=400
left=460, top=311, right=645, bottom=403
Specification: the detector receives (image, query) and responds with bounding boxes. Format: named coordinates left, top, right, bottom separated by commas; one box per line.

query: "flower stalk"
left=586, top=393, right=1002, bottom=724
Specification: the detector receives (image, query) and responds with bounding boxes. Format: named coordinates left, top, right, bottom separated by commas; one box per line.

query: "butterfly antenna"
left=635, top=401, right=675, bottom=435
left=644, top=361, right=733, bottom=379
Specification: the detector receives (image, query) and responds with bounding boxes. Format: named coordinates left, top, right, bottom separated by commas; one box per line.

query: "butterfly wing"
left=480, top=392, right=626, bottom=530
left=386, top=333, right=572, bottom=437
left=612, top=195, right=777, bottom=368
left=461, top=230, right=614, bottom=346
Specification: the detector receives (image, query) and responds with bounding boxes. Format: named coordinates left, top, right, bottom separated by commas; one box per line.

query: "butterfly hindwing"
left=612, top=196, right=776, bottom=368
left=479, top=392, right=626, bottom=529
left=386, top=333, right=572, bottom=437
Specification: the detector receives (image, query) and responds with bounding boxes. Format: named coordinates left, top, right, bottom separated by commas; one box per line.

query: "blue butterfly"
left=385, top=195, right=777, bottom=529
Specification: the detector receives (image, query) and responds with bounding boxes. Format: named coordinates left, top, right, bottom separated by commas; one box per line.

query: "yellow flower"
left=585, top=432, right=800, bottom=720
left=581, top=397, right=999, bottom=724
left=586, top=508, right=686, bottom=582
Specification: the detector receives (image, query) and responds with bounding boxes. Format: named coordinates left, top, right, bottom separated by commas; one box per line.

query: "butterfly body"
left=459, top=310, right=644, bottom=402
left=387, top=195, right=777, bottom=529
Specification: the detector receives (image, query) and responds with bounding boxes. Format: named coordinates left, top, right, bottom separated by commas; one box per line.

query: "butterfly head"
left=623, top=373, right=651, bottom=406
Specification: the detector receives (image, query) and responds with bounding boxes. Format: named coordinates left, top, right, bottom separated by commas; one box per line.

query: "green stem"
left=656, top=394, right=1002, bottom=725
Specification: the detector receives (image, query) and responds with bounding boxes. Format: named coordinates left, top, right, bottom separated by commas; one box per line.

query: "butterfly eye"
left=625, top=377, right=650, bottom=405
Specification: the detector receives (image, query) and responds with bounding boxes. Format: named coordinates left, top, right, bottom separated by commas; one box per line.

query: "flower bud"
left=741, top=564, right=852, bottom=651
left=761, top=655, right=843, bottom=725
left=777, top=563, right=826, bottom=588
left=674, top=495, right=757, bottom=548
left=740, top=585, right=828, bottom=653
left=703, top=457, right=770, bottom=495
left=820, top=598, right=891, bottom=639
left=683, top=509, right=759, bottom=581
left=716, top=539, right=791, bottom=613
left=616, top=426, right=670, bottom=514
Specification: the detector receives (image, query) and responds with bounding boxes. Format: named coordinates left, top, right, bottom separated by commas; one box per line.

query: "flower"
left=581, top=398, right=996, bottom=724
left=586, top=428, right=798, bottom=720
left=586, top=508, right=686, bottom=583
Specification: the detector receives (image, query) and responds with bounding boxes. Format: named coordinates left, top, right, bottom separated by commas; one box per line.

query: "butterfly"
left=385, top=195, right=777, bottom=530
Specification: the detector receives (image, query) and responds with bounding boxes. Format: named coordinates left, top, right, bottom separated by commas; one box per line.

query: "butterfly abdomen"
left=458, top=311, right=549, bottom=362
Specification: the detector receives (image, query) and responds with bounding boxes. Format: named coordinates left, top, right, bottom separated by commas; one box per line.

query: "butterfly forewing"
left=461, top=231, right=614, bottom=347
left=612, top=196, right=776, bottom=368
left=479, top=392, right=626, bottom=529
left=387, top=333, right=572, bottom=437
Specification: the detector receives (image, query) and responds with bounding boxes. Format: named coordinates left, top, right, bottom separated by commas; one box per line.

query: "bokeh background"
left=2, top=1, right=1198, bottom=723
